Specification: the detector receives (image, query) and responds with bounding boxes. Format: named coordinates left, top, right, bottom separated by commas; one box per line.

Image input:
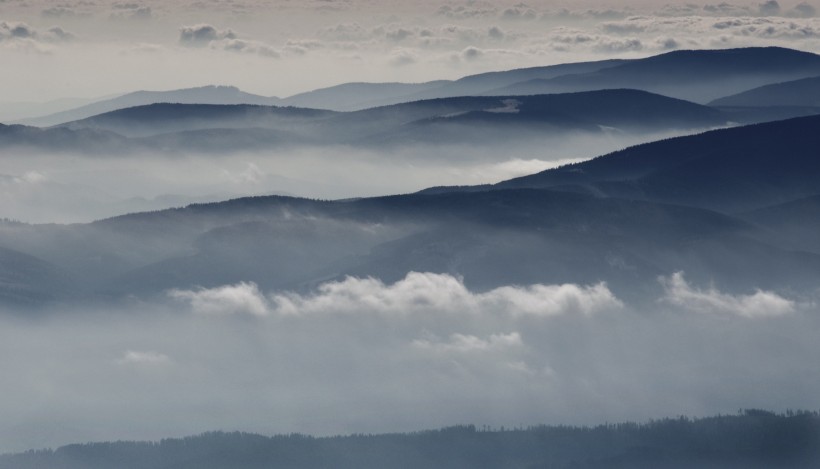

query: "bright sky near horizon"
left=1, top=0, right=819, bottom=102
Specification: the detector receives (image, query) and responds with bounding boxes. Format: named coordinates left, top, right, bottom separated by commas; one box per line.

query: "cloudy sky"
left=1, top=0, right=820, bottom=102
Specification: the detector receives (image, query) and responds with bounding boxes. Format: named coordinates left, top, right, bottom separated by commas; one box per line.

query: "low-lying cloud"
left=659, top=271, right=796, bottom=317
left=169, top=282, right=269, bottom=316
left=169, top=272, right=623, bottom=318
left=2, top=269, right=818, bottom=454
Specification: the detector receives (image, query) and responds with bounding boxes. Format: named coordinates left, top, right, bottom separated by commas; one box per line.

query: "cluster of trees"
left=2, top=410, right=819, bottom=468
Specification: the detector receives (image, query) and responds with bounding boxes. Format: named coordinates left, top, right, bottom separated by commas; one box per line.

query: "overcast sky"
left=1, top=1, right=819, bottom=102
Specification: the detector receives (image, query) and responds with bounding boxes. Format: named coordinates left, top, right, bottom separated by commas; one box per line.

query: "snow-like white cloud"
left=659, top=272, right=796, bottom=318
left=170, top=273, right=621, bottom=318
left=270, top=272, right=621, bottom=317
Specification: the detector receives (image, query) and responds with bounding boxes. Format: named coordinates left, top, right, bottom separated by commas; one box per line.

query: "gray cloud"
left=317, top=22, right=369, bottom=41
left=545, top=7, right=632, bottom=22
left=436, top=4, right=497, bottom=19
left=0, top=21, right=36, bottom=39
left=759, top=0, right=782, bottom=16
left=710, top=17, right=820, bottom=39
left=591, top=37, right=644, bottom=53
left=388, top=47, right=418, bottom=66
left=702, top=2, right=755, bottom=15
left=601, top=21, right=648, bottom=35
left=46, top=26, right=75, bottom=42
left=216, top=38, right=281, bottom=58
left=790, top=2, right=818, bottom=17
left=0, top=21, right=75, bottom=44
left=541, top=14, right=820, bottom=55
left=460, top=45, right=483, bottom=60
left=109, top=4, right=153, bottom=21
left=179, top=23, right=237, bottom=47
left=41, top=7, right=81, bottom=19
left=500, top=6, right=537, bottom=21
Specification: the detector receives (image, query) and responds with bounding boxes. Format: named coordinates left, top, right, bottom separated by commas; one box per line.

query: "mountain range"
left=3, top=43, right=820, bottom=468
left=1, top=113, right=819, bottom=307
left=11, top=47, right=820, bottom=129
left=1, top=47, right=818, bottom=157
left=0, top=90, right=731, bottom=153
left=1, top=45, right=820, bottom=308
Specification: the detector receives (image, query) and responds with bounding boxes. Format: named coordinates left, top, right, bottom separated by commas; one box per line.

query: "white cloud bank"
left=170, top=272, right=623, bottom=317
left=659, top=271, right=796, bottom=317
left=2, top=269, right=818, bottom=453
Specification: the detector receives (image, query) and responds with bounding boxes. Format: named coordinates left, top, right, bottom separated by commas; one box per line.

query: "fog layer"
left=0, top=129, right=687, bottom=223
left=1, top=271, right=818, bottom=453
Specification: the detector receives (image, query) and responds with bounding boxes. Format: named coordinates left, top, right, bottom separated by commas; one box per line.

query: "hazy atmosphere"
left=2, top=274, right=819, bottom=453
left=1, top=1, right=819, bottom=103
left=2, top=1, right=820, bottom=466
left=3, top=1, right=820, bottom=222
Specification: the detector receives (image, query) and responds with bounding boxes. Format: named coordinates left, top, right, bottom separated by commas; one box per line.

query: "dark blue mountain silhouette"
left=490, top=114, right=820, bottom=212
left=0, top=123, right=128, bottom=153
left=283, top=58, right=630, bottom=111
left=490, top=47, right=820, bottom=103
left=60, top=103, right=336, bottom=138
left=20, top=85, right=282, bottom=127
left=33, top=90, right=727, bottom=149
left=710, top=75, right=820, bottom=107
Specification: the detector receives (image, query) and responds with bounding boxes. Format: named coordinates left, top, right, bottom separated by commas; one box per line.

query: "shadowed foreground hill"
left=2, top=411, right=818, bottom=469
left=2, top=186, right=820, bottom=307
left=491, top=115, right=820, bottom=213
